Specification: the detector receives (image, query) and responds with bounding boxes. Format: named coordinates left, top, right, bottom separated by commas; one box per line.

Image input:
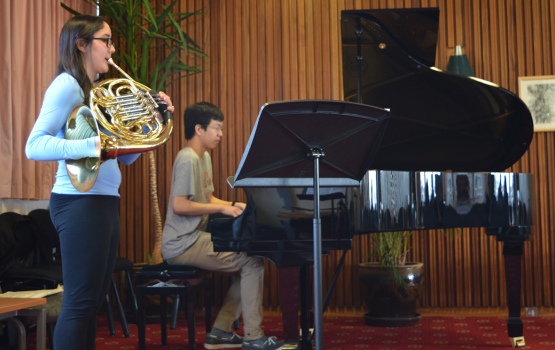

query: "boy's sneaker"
left=242, top=336, right=284, bottom=350
left=204, top=331, right=243, bottom=349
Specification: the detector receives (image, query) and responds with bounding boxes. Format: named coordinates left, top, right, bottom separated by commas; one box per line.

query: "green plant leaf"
left=371, top=230, right=414, bottom=289
left=61, top=0, right=206, bottom=91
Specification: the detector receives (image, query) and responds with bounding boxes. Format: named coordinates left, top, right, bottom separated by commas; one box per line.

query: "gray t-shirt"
left=162, top=147, right=214, bottom=260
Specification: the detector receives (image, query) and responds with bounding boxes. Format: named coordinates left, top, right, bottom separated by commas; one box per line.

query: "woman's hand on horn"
left=158, top=91, right=175, bottom=113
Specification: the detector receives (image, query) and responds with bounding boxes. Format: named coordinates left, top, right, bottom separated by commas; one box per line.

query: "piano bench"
left=134, top=263, right=213, bottom=350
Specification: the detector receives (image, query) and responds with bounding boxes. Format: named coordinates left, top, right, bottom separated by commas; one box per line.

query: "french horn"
left=65, top=58, right=173, bottom=192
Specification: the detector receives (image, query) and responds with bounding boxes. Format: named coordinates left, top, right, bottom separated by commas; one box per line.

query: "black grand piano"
left=211, top=8, right=534, bottom=349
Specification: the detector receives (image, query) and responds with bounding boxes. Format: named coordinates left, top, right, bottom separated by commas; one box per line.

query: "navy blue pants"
left=50, top=193, right=120, bottom=350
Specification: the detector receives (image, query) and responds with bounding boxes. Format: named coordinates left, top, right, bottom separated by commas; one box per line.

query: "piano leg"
left=503, top=241, right=525, bottom=348
left=279, top=268, right=301, bottom=349
left=279, top=267, right=313, bottom=350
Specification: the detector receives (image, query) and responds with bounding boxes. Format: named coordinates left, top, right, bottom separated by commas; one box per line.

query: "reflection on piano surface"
left=211, top=7, right=534, bottom=349
left=211, top=187, right=353, bottom=267
left=357, top=171, right=532, bottom=239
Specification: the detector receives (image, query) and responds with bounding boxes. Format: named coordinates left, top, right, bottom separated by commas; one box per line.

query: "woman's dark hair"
left=57, top=14, right=106, bottom=102
left=184, top=102, right=224, bottom=140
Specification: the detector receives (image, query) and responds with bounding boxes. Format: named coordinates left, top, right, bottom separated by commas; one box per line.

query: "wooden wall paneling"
left=312, top=0, right=323, bottom=98
left=414, top=231, right=428, bottom=307
left=322, top=252, right=335, bottom=308
left=454, top=229, right=462, bottom=306
left=461, top=0, right=472, bottom=59
left=531, top=0, right=544, bottom=73
left=279, top=1, right=292, bottom=103
left=350, top=235, right=365, bottom=308
left=468, top=229, right=481, bottom=306
left=531, top=134, right=547, bottom=306
left=319, top=1, right=331, bottom=99
left=543, top=133, right=555, bottom=307
left=522, top=0, right=536, bottom=75
left=535, top=133, right=548, bottom=308
left=522, top=136, right=538, bottom=307
left=445, top=0, right=457, bottom=49
left=514, top=0, right=527, bottom=76
left=551, top=2, right=555, bottom=74
left=488, top=0, right=501, bottom=85
left=330, top=0, right=344, bottom=100
left=227, top=0, right=244, bottom=196
left=541, top=3, right=553, bottom=79
left=432, top=231, right=442, bottom=307
left=530, top=0, right=543, bottom=75
left=497, top=0, right=510, bottom=87
left=337, top=250, right=349, bottom=310
left=342, top=249, right=354, bottom=310
left=424, top=231, right=438, bottom=307
left=322, top=252, right=333, bottom=309
left=322, top=253, right=333, bottom=310
left=450, top=231, right=459, bottom=308
left=288, top=0, right=301, bottom=100
left=212, top=0, right=231, bottom=196
left=472, top=0, right=484, bottom=77
left=446, top=232, right=457, bottom=307
left=265, top=0, right=280, bottom=104
left=443, top=232, right=455, bottom=306
left=484, top=234, right=497, bottom=307
left=434, top=232, right=444, bottom=308
left=479, top=2, right=492, bottom=81
left=360, top=233, right=372, bottom=308
left=440, top=231, right=450, bottom=306
left=454, top=230, right=462, bottom=305
left=435, top=232, right=446, bottom=306
left=460, top=230, right=473, bottom=307
left=546, top=134, right=555, bottom=306
left=450, top=231, right=460, bottom=306
left=297, top=1, right=308, bottom=99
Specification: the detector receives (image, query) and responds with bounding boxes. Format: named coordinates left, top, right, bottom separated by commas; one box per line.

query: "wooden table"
left=0, top=297, right=47, bottom=350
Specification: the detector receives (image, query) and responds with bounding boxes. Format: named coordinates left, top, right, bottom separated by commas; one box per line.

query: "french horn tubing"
left=65, top=58, right=174, bottom=192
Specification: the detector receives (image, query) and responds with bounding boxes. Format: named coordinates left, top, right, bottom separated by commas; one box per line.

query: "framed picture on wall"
left=518, top=75, right=555, bottom=132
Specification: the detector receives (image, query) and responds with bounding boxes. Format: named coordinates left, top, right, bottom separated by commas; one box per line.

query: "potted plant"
left=358, top=230, right=424, bottom=327
left=61, top=0, right=206, bottom=264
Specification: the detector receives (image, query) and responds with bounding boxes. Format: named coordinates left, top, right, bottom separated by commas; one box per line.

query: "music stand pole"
left=310, top=148, right=324, bottom=350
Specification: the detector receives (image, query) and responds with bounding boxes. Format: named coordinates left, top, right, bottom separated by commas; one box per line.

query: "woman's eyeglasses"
left=91, top=37, right=114, bottom=48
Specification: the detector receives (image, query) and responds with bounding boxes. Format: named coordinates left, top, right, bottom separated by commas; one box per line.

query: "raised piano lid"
left=341, top=8, right=534, bottom=172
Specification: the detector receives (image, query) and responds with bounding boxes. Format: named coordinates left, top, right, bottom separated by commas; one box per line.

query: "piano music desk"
left=0, top=297, right=47, bottom=350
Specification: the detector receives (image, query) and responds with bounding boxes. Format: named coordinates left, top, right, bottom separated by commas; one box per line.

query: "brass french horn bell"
left=65, top=59, right=174, bottom=192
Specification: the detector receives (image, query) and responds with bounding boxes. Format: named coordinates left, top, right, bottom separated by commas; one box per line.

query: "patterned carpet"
left=20, top=312, right=555, bottom=349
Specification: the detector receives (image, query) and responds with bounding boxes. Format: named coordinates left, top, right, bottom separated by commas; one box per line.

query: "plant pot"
left=358, top=261, right=424, bottom=327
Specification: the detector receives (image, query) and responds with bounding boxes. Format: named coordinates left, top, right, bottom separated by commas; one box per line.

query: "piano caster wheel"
left=510, top=336, right=525, bottom=348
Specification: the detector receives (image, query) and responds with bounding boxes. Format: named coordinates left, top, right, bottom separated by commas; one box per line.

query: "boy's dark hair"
left=184, top=102, right=224, bottom=140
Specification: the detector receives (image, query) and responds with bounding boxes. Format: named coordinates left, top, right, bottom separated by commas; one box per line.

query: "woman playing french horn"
left=25, top=14, right=174, bottom=350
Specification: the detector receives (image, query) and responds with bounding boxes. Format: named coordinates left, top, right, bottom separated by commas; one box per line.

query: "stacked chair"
left=0, top=209, right=134, bottom=345
left=0, top=209, right=62, bottom=348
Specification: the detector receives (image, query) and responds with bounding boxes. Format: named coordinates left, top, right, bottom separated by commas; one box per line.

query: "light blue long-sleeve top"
left=26, top=72, right=140, bottom=196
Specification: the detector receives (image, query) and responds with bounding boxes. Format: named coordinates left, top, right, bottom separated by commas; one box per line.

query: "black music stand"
left=228, top=100, right=390, bottom=350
